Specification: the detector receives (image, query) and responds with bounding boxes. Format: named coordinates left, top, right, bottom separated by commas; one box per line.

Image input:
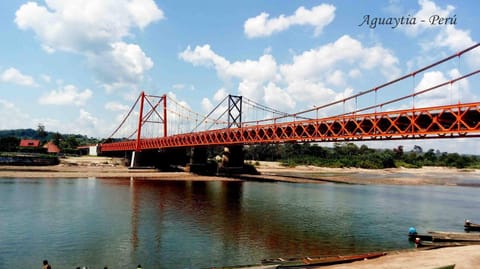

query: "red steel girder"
left=100, top=102, right=480, bottom=152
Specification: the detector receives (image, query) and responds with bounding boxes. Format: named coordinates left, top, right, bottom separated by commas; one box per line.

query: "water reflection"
left=1, top=178, right=479, bottom=268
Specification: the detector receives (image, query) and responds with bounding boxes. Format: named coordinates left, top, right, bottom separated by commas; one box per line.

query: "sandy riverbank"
left=0, top=156, right=239, bottom=181
left=1, top=156, right=480, bottom=186
left=252, top=161, right=480, bottom=185
left=316, top=245, right=480, bottom=269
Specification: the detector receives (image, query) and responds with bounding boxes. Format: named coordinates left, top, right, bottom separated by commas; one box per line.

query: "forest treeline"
left=243, top=143, right=480, bottom=169
left=2, top=128, right=479, bottom=169
left=0, top=127, right=99, bottom=154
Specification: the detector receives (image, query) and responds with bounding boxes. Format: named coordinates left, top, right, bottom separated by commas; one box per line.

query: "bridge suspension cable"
left=101, top=43, right=480, bottom=152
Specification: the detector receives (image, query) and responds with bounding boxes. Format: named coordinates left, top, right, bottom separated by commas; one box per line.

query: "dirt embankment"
left=1, top=157, right=480, bottom=186
left=252, top=161, right=480, bottom=186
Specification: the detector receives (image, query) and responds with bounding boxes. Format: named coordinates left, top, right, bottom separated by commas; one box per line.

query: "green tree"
left=0, top=136, right=20, bottom=152
left=52, top=132, right=63, bottom=146
left=37, top=124, right=47, bottom=141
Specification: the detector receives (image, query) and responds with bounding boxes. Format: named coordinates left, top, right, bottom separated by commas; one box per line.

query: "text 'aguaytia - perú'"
left=358, top=14, right=457, bottom=29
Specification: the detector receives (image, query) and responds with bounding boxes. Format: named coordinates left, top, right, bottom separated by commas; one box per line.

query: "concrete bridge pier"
left=217, top=145, right=248, bottom=175
left=129, top=149, right=189, bottom=170
left=188, top=147, right=217, bottom=175
left=129, top=151, right=152, bottom=168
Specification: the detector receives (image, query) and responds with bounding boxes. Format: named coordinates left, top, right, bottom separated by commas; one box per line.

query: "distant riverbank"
left=1, top=156, right=480, bottom=186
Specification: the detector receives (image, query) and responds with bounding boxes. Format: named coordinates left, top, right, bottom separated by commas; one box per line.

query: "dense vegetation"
left=0, top=126, right=99, bottom=153
left=244, top=142, right=480, bottom=169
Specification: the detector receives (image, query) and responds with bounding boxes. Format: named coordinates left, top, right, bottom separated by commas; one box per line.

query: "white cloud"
left=172, top=84, right=185, bottom=90
left=179, top=44, right=230, bottom=72
left=105, top=102, right=130, bottom=112
left=348, top=69, right=361, bottom=79
left=41, top=74, right=51, bottom=83
left=0, top=99, right=31, bottom=129
left=280, top=35, right=400, bottom=83
left=285, top=80, right=336, bottom=107
left=0, top=68, right=37, bottom=86
left=213, top=88, right=228, bottom=102
left=15, top=0, right=163, bottom=53
left=325, top=70, right=345, bottom=87
left=414, top=69, right=476, bottom=107
left=89, top=42, right=154, bottom=88
left=238, top=80, right=263, bottom=101
left=400, top=0, right=454, bottom=36
left=263, top=82, right=295, bottom=111
left=181, top=36, right=401, bottom=116
left=39, top=85, right=93, bottom=106
left=397, top=1, right=479, bottom=68
left=180, top=45, right=277, bottom=83
left=180, top=44, right=278, bottom=101
left=434, top=26, right=474, bottom=51
left=15, top=0, right=163, bottom=90
left=432, top=26, right=479, bottom=68
left=244, top=4, right=335, bottom=38
left=78, top=109, right=98, bottom=129
left=201, top=97, right=213, bottom=113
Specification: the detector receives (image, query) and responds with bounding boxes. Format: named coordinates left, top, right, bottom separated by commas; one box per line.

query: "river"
left=0, top=177, right=478, bottom=268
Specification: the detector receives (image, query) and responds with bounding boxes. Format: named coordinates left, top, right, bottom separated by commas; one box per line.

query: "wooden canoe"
left=429, top=231, right=480, bottom=242
left=432, top=264, right=455, bottom=269
left=263, top=252, right=386, bottom=268
left=464, top=220, right=480, bottom=231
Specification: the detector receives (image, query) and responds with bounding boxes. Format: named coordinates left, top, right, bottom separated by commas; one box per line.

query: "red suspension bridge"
left=100, top=44, right=480, bottom=157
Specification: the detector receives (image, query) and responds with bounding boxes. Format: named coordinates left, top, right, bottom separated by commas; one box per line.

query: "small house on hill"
left=19, top=139, right=40, bottom=148
left=43, top=141, right=61, bottom=154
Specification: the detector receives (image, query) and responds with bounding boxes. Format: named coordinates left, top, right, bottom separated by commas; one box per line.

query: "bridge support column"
left=217, top=145, right=246, bottom=175
left=188, top=147, right=216, bottom=174
left=130, top=151, right=140, bottom=168
left=190, top=147, right=207, bottom=164
left=225, top=145, right=244, bottom=168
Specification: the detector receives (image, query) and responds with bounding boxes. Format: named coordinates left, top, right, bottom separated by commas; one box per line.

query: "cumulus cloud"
left=400, top=0, right=454, bottom=36
left=263, top=82, right=295, bottom=111
left=201, top=97, right=213, bottom=112
left=244, top=4, right=335, bottom=38
left=180, top=44, right=277, bottom=101
left=181, top=35, right=401, bottom=116
left=432, top=26, right=479, bottom=68
left=213, top=88, right=228, bottom=102
left=15, top=0, right=163, bottom=90
left=0, top=68, right=37, bottom=86
left=280, top=35, right=400, bottom=83
left=15, top=0, right=163, bottom=53
left=179, top=45, right=230, bottom=73
left=39, top=85, right=93, bottom=106
left=0, top=99, right=31, bottom=129
left=180, top=44, right=277, bottom=85
left=105, top=102, right=130, bottom=112
left=395, top=1, right=479, bottom=68
left=414, top=69, right=476, bottom=107
left=88, top=42, right=154, bottom=89
left=77, top=109, right=99, bottom=129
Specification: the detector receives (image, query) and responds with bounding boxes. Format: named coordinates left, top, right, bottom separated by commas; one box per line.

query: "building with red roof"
left=19, top=139, right=41, bottom=148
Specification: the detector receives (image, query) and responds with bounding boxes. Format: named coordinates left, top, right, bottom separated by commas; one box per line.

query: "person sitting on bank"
left=42, top=260, right=51, bottom=269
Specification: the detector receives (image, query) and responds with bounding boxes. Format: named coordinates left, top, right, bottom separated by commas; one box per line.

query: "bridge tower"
left=224, top=95, right=245, bottom=170
left=228, top=95, right=242, bottom=128
left=131, top=91, right=168, bottom=168
left=189, top=94, right=246, bottom=174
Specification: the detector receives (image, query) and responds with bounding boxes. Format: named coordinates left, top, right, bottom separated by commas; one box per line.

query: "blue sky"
left=0, top=0, right=479, bottom=153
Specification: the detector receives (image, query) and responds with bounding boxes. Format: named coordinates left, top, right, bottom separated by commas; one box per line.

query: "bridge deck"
left=100, top=102, right=480, bottom=152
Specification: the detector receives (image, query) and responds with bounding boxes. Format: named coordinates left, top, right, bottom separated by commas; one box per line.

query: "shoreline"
left=1, top=157, right=479, bottom=186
